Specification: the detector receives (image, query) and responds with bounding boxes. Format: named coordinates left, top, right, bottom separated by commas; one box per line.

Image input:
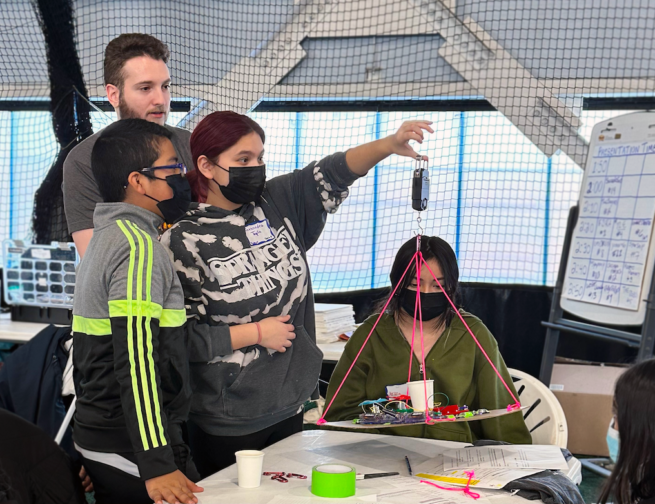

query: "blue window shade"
left=0, top=110, right=187, bottom=245
left=0, top=111, right=59, bottom=244
left=0, top=108, right=629, bottom=292
left=253, top=110, right=616, bottom=292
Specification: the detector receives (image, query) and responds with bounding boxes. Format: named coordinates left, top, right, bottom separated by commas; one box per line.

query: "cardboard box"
left=550, top=362, right=627, bottom=456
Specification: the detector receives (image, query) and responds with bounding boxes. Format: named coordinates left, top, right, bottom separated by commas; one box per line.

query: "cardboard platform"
left=322, top=406, right=526, bottom=429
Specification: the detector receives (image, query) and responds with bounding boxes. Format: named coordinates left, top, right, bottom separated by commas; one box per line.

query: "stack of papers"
left=315, top=303, right=357, bottom=343
left=415, top=445, right=569, bottom=490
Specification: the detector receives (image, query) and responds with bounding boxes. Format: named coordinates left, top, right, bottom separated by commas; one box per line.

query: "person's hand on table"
left=146, top=469, right=204, bottom=504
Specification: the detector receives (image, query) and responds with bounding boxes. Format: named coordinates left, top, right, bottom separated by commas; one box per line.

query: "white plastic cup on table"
left=235, top=450, right=265, bottom=488
left=407, top=379, right=434, bottom=411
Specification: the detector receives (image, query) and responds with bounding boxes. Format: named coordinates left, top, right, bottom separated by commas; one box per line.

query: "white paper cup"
left=235, top=450, right=265, bottom=488
left=407, top=380, right=434, bottom=411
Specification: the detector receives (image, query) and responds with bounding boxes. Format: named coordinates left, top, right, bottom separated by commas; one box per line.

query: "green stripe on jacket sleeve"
left=125, top=220, right=163, bottom=449
left=72, top=315, right=112, bottom=336
left=108, top=300, right=163, bottom=319
left=129, top=221, right=167, bottom=449
left=116, top=219, right=153, bottom=451
left=160, top=309, right=187, bottom=328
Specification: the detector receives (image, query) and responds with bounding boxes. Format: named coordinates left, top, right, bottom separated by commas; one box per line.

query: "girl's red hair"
left=187, top=111, right=265, bottom=202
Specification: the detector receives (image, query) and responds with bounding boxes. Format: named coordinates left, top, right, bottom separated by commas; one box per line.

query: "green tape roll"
left=311, top=464, right=356, bottom=498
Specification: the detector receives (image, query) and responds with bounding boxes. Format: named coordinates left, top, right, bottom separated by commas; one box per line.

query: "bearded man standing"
left=64, top=33, right=192, bottom=257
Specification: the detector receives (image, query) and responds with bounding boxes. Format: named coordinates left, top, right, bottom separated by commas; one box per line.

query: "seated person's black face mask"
left=400, top=289, right=449, bottom=321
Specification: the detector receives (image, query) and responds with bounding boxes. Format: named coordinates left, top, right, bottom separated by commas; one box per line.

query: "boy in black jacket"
left=72, top=119, right=202, bottom=504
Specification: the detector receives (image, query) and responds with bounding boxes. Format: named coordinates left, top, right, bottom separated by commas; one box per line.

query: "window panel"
left=0, top=107, right=632, bottom=292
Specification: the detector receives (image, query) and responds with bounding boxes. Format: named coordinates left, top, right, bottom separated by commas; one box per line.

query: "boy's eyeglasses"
left=140, top=163, right=188, bottom=176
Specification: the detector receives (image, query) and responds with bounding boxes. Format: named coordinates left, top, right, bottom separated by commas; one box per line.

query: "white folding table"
left=196, top=430, right=579, bottom=504
left=0, top=314, right=49, bottom=344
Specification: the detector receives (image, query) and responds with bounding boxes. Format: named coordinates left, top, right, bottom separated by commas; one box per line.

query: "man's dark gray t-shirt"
left=63, top=124, right=192, bottom=235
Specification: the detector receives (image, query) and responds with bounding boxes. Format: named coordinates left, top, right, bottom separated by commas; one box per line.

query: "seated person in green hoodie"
left=324, top=235, right=532, bottom=444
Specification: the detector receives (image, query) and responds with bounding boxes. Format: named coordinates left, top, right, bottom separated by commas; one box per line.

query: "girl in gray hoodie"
left=161, top=111, right=433, bottom=477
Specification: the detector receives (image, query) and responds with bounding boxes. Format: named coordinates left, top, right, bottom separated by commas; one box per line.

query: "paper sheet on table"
left=266, top=494, right=377, bottom=504
left=416, top=467, right=542, bottom=490
left=263, top=475, right=495, bottom=504
left=266, top=493, right=488, bottom=504
left=415, top=454, right=542, bottom=490
left=373, top=478, right=495, bottom=504
left=350, top=474, right=497, bottom=503
left=442, top=445, right=568, bottom=471
left=377, top=488, right=494, bottom=504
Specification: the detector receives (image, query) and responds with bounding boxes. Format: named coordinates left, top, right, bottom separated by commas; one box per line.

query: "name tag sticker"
left=245, top=219, right=275, bottom=246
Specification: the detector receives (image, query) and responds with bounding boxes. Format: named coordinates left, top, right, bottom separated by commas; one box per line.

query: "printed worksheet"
left=415, top=466, right=541, bottom=490
left=442, top=445, right=569, bottom=471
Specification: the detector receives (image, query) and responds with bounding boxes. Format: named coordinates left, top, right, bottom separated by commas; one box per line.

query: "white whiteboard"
left=561, top=111, right=655, bottom=326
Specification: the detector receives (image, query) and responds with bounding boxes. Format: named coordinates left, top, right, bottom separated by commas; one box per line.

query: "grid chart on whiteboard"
left=563, top=142, right=655, bottom=311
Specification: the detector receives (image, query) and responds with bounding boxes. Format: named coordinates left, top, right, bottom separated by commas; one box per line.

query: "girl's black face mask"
left=212, top=162, right=266, bottom=204
left=400, top=290, right=449, bottom=321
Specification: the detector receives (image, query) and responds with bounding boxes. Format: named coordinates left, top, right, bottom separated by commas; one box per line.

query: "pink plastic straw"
left=420, top=255, right=520, bottom=406
left=407, top=247, right=437, bottom=422
left=318, top=251, right=419, bottom=424
left=318, top=235, right=520, bottom=425
left=416, top=254, right=430, bottom=420
left=421, top=471, right=481, bottom=500
left=406, top=254, right=420, bottom=387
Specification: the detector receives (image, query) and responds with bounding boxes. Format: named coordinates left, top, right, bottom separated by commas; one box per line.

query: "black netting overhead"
left=2, top=0, right=655, bottom=291
left=1, top=0, right=56, bottom=243
left=31, top=0, right=92, bottom=244
left=1, top=0, right=92, bottom=244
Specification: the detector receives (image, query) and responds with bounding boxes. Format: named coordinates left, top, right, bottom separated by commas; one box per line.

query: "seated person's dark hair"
left=91, top=118, right=173, bottom=203
left=599, top=358, right=655, bottom=504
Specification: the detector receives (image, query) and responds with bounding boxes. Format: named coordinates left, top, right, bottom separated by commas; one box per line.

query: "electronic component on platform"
left=356, top=403, right=492, bottom=425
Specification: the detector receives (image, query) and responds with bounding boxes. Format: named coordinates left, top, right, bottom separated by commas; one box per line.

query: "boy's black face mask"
left=400, top=290, right=449, bottom=321
left=143, top=174, right=193, bottom=224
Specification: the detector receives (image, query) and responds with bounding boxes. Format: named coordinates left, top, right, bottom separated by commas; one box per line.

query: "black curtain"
left=315, top=284, right=551, bottom=377
left=316, top=283, right=638, bottom=379
left=457, top=283, right=551, bottom=378
left=30, top=0, right=92, bottom=244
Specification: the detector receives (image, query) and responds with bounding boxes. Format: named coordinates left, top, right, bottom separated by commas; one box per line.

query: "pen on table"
left=356, top=472, right=400, bottom=480
left=405, top=455, right=413, bottom=476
